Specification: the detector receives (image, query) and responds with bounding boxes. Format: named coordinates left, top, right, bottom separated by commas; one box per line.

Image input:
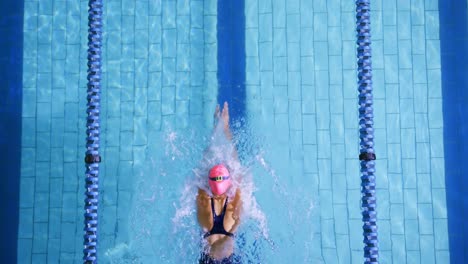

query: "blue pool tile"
left=397, top=11, right=411, bottom=39
left=427, top=69, right=441, bottom=98
left=404, top=189, right=418, bottom=219
left=392, top=235, right=406, bottom=263
left=60, top=223, right=75, bottom=252
left=332, top=173, right=346, bottom=203
left=313, top=13, right=327, bottom=42
left=24, top=2, right=38, bottom=30
left=204, top=0, right=217, bottom=15
left=273, top=57, right=287, bottom=85
left=288, top=100, right=302, bottom=130
left=300, top=28, right=314, bottom=56
left=416, top=143, right=430, bottom=173
left=429, top=128, right=443, bottom=157
left=63, top=162, right=77, bottom=191
left=342, top=41, right=355, bottom=69
left=287, top=43, right=300, bottom=71
left=330, top=115, right=344, bottom=143
left=329, top=86, right=343, bottom=114
left=431, top=158, right=445, bottom=189
left=405, top=221, right=421, bottom=251
left=246, top=57, right=260, bottom=85
left=162, top=1, right=176, bottom=29
left=383, top=26, right=397, bottom=54
left=315, top=72, right=329, bottom=99
left=20, top=177, right=34, bottom=208
left=272, top=0, right=285, bottom=27
left=429, top=192, right=447, bottom=224
left=401, top=129, right=416, bottom=159
left=259, top=42, right=273, bottom=71
left=329, top=56, right=343, bottom=84
left=400, top=99, right=415, bottom=128
left=336, top=235, right=351, bottom=263
left=259, top=14, right=273, bottom=42
left=377, top=190, right=390, bottom=219
left=134, top=117, right=148, bottom=146
left=415, top=114, right=429, bottom=142
left=246, top=29, right=258, bottom=58
left=397, top=0, right=411, bottom=10
left=303, top=144, right=318, bottom=173
left=38, top=16, right=52, bottom=44
left=318, top=159, right=331, bottom=189
left=273, top=28, right=287, bottom=57
left=402, top=158, right=417, bottom=189
left=119, top=132, right=134, bottom=160
left=32, top=254, right=47, bottom=264
left=387, top=143, right=402, bottom=173
left=316, top=101, right=330, bottom=129
left=48, top=209, right=62, bottom=239
left=148, top=73, right=162, bottom=100
left=319, top=190, right=333, bottom=218
left=314, top=42, right=328, bottom=70
left=384, top=55, right=398, bottom=83
left=259, top=0, right=272, bottom=13
left=61, top=193, right=76, bottom=222
left=425, top=14, right=439, bottom=40
left=413, top=55, right=428, bottom=84
left=35, top=162, right=50, bottom=192
left=39, top=0, right=53, bottom=16
left=19, top=208, right=33, bottom=239
left=148, top=1, right=162, bottom=16
left=21, top=148, right=35, bottom=177
left=162, top=29, right=177, bottom=58
left=399, top=40, right=413, bottom=70
left=177, top=17, right=190, bottom=43
left=343, top=99, right=357, bottom=129
left=407, top=251, right=421, bottom=263
left=149, top=17, right=162, bottom=43
left=389, top=173, right=404, bottom=203
left=47, top=239, right=60, bottom=263
left=411, top=0, right=425, bottom=25
left=135, top=3, right=149, bottom=28
left=436, top=251, right=450, bottom=264
left=301, top=86, right=316, bottom=114
left=418, top=203, right=434, bottom=234
left=434, top=219, right=449, bottom=250
left=288, top=72, right=302, bottom=99
left=399, top=70, right=413, bottom=98
left=420, top=235, right=436, bottom=264
left=383, top=1, right=397, bottom=25
left=120, top=102, right=134, bottom=131
left=379, top=220, right=391, bottom=250
left=412, top=26, right=426, bottom=55
left=344, top=131, right=358, bottom=160
left=386, top=114, right=401, bottom=142
left=36, top=103, right=51, bottom=133
left=49, top=178, right=62, bottom=208
left=391, top=204, right=405, bottom=234
left=301, top=57, right=314, bottom=85
left=428, top=99, right=443, bottom=128
left=303, top=115, right=317, bottom=144
left=22, top=118, right=35, bottom=147
left=33, top=194, right=48, bottom=223
left=333, top=204, right=348, bottom=233
left=32, top=223, right=47, bottom=253
left=349, top=219, right=362, bottom=250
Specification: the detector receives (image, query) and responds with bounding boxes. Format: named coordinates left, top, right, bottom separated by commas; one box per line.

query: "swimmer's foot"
left=221, top=102, right=231, bottom=138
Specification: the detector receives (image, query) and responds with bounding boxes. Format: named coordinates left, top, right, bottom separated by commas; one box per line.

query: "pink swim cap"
left=208, top=164, right=231, bottom=195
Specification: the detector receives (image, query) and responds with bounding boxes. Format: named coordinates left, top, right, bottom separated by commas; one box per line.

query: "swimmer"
left=197, top=102, right=243, bottom=264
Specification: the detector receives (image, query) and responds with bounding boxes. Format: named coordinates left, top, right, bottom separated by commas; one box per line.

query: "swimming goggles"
left=209, top=176, right=230, bottom=182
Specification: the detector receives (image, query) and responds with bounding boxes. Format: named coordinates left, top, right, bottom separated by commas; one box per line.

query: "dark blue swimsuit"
left=203, top=197, right=234, bottom=238
left=200, top=197, right=240, bottom=264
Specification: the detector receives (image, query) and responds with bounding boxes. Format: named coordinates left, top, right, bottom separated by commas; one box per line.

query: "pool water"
left=6, top=0, right=467, bottom=263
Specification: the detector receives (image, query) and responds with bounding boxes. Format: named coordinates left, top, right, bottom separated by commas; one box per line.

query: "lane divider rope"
left=356, top=1, right=379, bottom=263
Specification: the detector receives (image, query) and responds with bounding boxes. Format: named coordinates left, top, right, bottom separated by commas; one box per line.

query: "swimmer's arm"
left=196, top=189, right=211, bottom=231
left=229, top=189, right=242, bottom=233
